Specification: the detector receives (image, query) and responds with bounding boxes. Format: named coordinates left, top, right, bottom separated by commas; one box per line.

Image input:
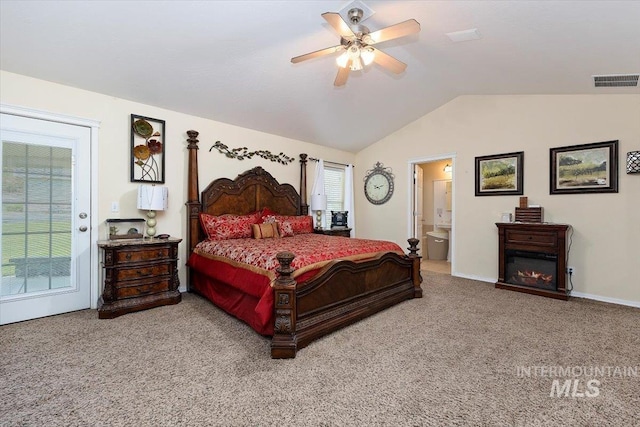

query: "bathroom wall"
left=433, top=179, right=452, bottom=229
left=420, top=159, right=452, bottom=233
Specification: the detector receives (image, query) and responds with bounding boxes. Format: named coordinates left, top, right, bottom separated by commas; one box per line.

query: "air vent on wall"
left=593, top=74, right=639, bottom=87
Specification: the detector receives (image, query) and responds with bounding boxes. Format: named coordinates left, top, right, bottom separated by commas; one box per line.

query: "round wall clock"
left=364, top=162, right=395, bottom=205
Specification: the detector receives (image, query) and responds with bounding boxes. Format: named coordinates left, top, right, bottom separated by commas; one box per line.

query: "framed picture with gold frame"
left=131, top=114, right=165, bottom=183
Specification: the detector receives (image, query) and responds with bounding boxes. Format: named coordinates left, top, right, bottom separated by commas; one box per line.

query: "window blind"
left=323, top=166, right=344, bottom=228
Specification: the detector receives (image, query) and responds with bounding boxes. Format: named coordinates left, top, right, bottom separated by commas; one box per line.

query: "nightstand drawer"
left=117, top=247, right=170, bottom=264
left=115, top=263, right=170, bottom=281
left=116, top=279, right=170, bottom=299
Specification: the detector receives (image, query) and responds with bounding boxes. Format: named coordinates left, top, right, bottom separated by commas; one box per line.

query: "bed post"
left=407, top=238, right=423, bottom=298
left=185, top=130, right=201, bottom=292
left=271, top=251, right=298, bottom=359
left=299, top=154, right=309, bottom=215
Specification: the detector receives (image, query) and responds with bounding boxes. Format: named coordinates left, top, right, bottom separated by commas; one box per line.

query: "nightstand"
left=313, top=227, right=352, bottom=238
left=97, top=237, right=182, bottom=319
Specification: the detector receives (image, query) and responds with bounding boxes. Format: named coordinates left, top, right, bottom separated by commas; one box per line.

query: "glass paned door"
left=0, top=113, right=91, bottom=324
left=2, top=142, right=73, bottom=296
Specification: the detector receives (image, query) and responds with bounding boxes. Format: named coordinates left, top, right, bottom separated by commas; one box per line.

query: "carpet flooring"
left=1, top=271, right=638, bottom=426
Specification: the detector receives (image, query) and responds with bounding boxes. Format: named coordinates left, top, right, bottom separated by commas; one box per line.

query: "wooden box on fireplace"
left=496, top=222, right=571, bottom=300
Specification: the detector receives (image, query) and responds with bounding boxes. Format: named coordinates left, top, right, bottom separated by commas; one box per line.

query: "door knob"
left=79, top=226, right=88, bottom=232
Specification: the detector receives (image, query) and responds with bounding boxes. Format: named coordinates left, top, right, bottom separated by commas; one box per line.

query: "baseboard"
left=452, top=273, right=640, bottom=309
left=570, top=291, right=640, bottom=309
left=452, top=272, right=495, bottom=283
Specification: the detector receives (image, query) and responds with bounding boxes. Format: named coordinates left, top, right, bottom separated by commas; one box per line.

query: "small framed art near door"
left=475, top=151, right=524, bottom=196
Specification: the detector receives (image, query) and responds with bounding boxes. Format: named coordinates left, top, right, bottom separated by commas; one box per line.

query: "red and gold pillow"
left=252, top=223, right=280, bottom=239
left=278, top=221, right=294, bottom=237
left=276, top=215, right=313, bottom=234
left=200, top=212, right=260, bottom=240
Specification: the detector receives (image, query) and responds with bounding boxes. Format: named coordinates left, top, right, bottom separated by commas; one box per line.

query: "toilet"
left=425, top=231, right=449, bottom=260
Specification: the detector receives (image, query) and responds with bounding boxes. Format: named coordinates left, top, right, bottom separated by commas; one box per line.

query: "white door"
left=413, top=165, right=424, bottom=252
left=0, top=113, right=92, bottom=324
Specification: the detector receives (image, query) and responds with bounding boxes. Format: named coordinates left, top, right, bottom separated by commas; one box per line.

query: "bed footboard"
left=271, top=239, right=422, bottom=359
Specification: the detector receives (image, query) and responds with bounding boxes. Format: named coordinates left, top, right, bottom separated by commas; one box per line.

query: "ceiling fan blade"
left=291, top=45, right=343, bottom=63
left=322, top=12, right=356, bottom=38
left=372, top=48, right=407, bottom=74
left=366, top=19, right=420, bottom=45
left=334, top=61, right=351, bottom=86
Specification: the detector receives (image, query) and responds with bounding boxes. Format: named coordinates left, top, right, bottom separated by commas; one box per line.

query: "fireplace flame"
left=511, top=269, right=554, bottom=286
left=517, top=270, right=553, bottom=283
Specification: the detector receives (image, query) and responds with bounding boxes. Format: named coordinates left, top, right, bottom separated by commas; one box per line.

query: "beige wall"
left=2, top=71, right=638, bottom=305
left=0, top=71, right=355, bottom=292
left=356, top=95, right=640, bottom=304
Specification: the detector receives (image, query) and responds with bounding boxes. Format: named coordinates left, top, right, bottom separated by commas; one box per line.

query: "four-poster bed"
left=185, top=130, right=422, bottom=358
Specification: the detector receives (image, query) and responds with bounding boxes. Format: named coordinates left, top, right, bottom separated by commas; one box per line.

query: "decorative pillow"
left=262, top=214, right=277, bottom=225
left=278, top=220, right=294, bottom=237
left=259, top=207, right=278, bottom=222
left=200, top=212, right=260, bottom=240
left=252, top=223, right=280, bottom=239
left=276, top=215, right=313, bottom=234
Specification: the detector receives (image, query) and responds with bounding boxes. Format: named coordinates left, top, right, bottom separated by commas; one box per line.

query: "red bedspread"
left=187, top=234, right=404, bottom=335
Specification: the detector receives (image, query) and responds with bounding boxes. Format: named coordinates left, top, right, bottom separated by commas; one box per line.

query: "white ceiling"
left=1, top=1, right=639, bottom=152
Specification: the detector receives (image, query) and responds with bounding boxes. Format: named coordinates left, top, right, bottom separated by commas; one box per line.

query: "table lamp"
left=310, top=194, right=327, bottom=230
left=137, top=184, right=168, bottom=238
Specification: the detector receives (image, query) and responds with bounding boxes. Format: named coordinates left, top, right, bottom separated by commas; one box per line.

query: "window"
left=2, top=142, right=72, bottom=295
left=323, top=166, right=344, bottom=228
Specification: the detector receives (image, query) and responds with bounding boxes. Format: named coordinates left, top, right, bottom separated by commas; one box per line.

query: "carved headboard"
left=201, top=166, right=301, bottom=217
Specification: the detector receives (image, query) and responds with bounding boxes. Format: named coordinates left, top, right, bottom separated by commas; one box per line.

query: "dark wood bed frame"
left=185, top=130, right=422, bottom=358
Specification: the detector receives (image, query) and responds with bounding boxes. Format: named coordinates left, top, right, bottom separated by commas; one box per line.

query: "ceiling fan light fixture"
left=361, top=47, right=375, bottom=65
left=350, top=56, right=364, bottom=71
left=347, top=44, right=361, bottom=59
left=336, top=51, right=350, bottom=68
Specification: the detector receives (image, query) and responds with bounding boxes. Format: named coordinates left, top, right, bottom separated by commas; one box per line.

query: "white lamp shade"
left=310, top=194, right=327, bottom=211
left=137, top=185, right=168, bottom=211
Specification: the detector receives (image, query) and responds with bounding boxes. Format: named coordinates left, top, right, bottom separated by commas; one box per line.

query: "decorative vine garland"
left=209, top=141, right=295, bottom=165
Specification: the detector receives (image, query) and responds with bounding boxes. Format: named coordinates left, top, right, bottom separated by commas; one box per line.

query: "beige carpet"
left=1, top=272, right=638, bottom=426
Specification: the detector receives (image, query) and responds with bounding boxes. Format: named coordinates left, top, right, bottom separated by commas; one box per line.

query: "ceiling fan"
left=291, top=7, right=420, bottom=86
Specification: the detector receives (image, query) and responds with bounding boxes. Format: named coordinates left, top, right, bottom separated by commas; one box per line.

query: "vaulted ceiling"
left=1, top=1, right=639, bottom=152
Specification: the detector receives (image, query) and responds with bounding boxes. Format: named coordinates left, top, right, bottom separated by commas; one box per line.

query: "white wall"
left=356, top=95, right=640, bottom=305
left=0, top=71, right=355, bottom=293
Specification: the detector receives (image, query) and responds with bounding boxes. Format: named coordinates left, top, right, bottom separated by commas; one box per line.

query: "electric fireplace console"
left=496, top=222, right=571, bottom=300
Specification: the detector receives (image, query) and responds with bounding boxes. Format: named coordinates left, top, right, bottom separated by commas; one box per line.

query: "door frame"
left=407, top=153, right=456, bottom=273
left=1, top=103, right=101, bottom=309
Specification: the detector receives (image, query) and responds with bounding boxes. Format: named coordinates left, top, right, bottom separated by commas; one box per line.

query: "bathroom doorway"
left=409, top=154, right=455, bottom=275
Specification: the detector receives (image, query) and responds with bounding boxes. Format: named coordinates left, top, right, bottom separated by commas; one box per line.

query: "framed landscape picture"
left=475, top=151, right=524, bottom=196
left=550, top=140, right=618, bottom=194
